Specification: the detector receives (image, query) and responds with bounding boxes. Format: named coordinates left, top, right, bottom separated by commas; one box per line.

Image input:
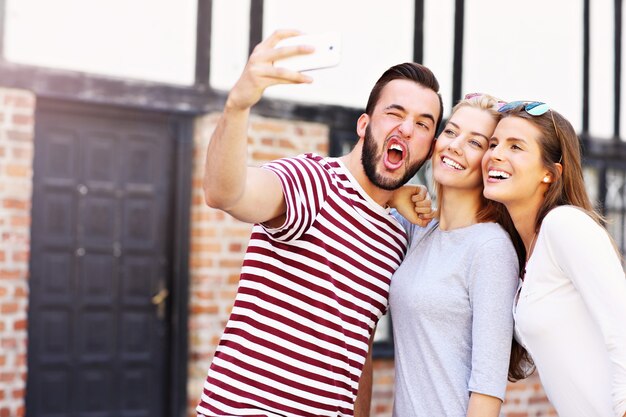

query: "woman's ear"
left=356, top=113, right=369, bottom=139
left=543, top=163, right=563, bottom=184
left=554, top=162, right=563, bottom=178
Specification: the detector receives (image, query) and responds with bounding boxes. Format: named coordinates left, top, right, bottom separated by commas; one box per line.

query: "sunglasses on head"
left=498, top=100, right=563, bottom=163
left=498, top=101, right=550, bottom=116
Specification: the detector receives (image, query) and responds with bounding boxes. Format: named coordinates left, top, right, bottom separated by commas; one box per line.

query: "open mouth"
left=488, top=169, right=511, bottom=180
left=442, top=156, right=464, bottom=170
left=383, top=139, right=406, bottom=170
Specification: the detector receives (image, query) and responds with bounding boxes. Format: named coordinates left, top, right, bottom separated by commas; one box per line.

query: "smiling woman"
left=482, top=103, right=626, bottom=417
left=389, top=93, right=528, bottom=417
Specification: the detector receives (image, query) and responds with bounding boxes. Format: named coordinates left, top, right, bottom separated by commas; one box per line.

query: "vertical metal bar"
left=194, top=0, right=212, bottom=88
left=452, top=0, right=465, bottom=106
left=582, top=0, right=590, bottom=133
left=0, top=0, right=7, bottom=60
left=619, top=170, right=626, bottom=253
left=599, top=164, right=608, bottom=216
left=614, top=0, right=622, bottom=139
left=413, top=0, right=425, bottom=63
left=170, top=117, right=194, bottom=417
left=249, top=0, right=264, bottom=57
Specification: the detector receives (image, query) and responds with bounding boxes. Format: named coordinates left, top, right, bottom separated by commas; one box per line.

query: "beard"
left=361, top=125, right=428, bottom=191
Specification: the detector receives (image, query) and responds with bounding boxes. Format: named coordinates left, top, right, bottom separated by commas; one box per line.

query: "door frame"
left=28, top=98, right=193, bottom=417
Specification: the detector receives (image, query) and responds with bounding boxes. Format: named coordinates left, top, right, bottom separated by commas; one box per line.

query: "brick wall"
left=187, top=112, right=556, bottom=417
left=0, top=88, right=35, bottom=417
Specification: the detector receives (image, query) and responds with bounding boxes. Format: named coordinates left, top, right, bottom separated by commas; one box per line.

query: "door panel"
left=27, top=104, right=174, bottom=417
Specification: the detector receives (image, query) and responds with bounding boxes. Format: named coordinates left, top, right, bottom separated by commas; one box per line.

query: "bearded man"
left=197, top=29, right=443, bottom=417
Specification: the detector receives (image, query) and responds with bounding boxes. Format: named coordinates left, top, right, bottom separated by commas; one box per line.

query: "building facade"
left=0, top=1, right=624, bottom=416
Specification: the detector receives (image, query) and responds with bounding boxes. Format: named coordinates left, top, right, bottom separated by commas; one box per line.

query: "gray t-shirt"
left=389, top=218, right=519, bottom=417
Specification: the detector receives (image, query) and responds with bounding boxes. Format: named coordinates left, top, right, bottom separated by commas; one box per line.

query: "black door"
left=26, top=102, right=179, bottom=417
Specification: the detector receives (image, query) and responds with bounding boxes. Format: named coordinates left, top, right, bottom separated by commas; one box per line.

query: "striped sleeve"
left=262, top=155, right=330, bottom=242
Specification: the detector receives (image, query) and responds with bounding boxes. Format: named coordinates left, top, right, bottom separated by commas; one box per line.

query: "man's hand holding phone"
left=226, top=30, right=315, bottom=111
left=274, top=32, right=342, bottom=72
left=226, top=30, right=342, bottom=112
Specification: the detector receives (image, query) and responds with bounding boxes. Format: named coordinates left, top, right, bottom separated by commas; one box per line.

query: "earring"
left=543, top=176, right=550, bottom=183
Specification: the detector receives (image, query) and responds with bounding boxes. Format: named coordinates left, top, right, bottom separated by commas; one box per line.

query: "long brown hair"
left=433, top=94, right=531, bottom=381
left=498, top=104, right=624, bottom=380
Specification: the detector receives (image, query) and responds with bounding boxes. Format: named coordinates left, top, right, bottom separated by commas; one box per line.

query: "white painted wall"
left=591, top=0, right=615, bottom=140
left=3, top=0, right=621, bottom=141
left=260, top=0, right=415, bottom=108
left=209, top=0, right=251, bottom=91
left=4, top=0, right=197, bottom=85
left=423, top=0, right=456, bottom=118
left=463, top=0, right=583, bottom=131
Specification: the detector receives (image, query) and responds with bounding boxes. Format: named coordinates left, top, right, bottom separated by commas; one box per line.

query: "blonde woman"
left=390, top=94, right=526, bottom=417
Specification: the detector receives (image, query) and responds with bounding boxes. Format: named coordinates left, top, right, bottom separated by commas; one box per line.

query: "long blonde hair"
left=433, top=94, right=532, bottom=381
left=433, top=94, right=516, bottom=238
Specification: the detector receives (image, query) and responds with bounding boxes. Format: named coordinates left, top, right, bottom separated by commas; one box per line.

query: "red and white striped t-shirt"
left=197, top=154, right=408, bottom=417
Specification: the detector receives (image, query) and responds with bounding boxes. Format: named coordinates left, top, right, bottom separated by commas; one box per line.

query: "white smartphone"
left=274, top=32, right=342, bottom=72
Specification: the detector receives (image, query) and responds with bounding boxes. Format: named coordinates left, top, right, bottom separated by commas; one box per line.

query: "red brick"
left=251, top=151, right=285, bottom=162
left=14, top=286, right=27, bottom=298
left=4, top=94, right=35, bottom=108
left=227, top=274, right=240, bottom=285
left=5, top=164, right=30, bottom=178
left=249, top=121, right=287, bottom=133
left=218, top=259, right=242, bottom=269
left=1, top=302, right=18, bottom=314
left=278, top=138, right=296, bottom=149
left=191, top=228, right=217, bottom=238
left=191, top=243, right=221, bottom=253
left=0, top=372, right=15, bottom=382
left=13, top=319, right=27, bottom=331
left=194, top=291, right=215, bottom=300
left=190, top=304, right=218, bottom=314
left=11, top=114, right=33, bottom=126
left=223, top=227, right=253, bottom=238
left=6, top=130, right=32, bottom=141
left=2, top=199, right=28, bottom=210
left=0, top=270, right=21, bottom=280
left=228, top=243, right=243, bottom=252
left=189, top=257, right=213, bottom=269
left=12, top=251, right=29, bottom=263
left=10, top=216, right=30, bottom=227
left=10, top=146, right=33, bottom=160
left=11, top=388, right=24, bottom=399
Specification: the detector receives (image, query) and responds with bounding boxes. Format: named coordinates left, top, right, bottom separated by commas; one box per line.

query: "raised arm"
left=203, top=30, right=314, bottom=224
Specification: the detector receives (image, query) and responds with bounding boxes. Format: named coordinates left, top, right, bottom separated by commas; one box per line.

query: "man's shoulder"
left=268, top=153, right=333, bottom=171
